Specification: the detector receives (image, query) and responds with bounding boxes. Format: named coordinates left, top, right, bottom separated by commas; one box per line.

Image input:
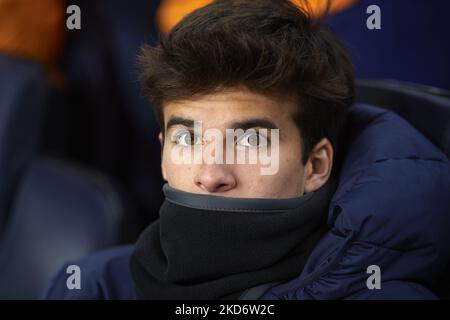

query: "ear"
left=158, top=131, right=164, bottom=148
left=303, top=138, right=333, bottom=193
left=159, top=132, right=167, bottom=181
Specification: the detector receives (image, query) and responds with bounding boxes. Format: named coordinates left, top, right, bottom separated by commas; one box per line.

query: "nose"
left=194, top=164, right=237, bottom=193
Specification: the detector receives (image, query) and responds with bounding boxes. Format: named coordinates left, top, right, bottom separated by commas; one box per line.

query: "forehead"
left=163, top=88, right=297, bottom=128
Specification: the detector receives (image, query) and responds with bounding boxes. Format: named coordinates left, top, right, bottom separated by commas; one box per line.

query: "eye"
left=172, top=130, right=202, bottom=147
left=236, top=131, right=268, bottom=148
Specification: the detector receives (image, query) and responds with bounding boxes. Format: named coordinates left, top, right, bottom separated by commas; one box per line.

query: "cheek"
left=278, top=155, right=305, bottom=190
left=266, top=143, right=305, bottom=197
left=164, top=162, right=196, bottom=190
left=162, top=146, right=196, bottom=189
left=232, top=148, right=305, bottom=198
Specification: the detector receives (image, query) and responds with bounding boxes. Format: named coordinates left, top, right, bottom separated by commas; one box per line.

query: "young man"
left=131, top=0, right=354, bottom=299
left=44, top=0, right=450, bottom=300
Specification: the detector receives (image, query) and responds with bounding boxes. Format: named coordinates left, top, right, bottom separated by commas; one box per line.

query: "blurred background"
left=0, top=0, right=449, bottom=299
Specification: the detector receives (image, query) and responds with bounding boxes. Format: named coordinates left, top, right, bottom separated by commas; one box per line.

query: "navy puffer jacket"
left=262, top=103, right=450, bottom=299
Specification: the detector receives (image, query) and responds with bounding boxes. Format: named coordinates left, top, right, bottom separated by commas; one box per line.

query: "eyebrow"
left=166, top=117, right=195, bottom=131
left=230, top=118, right=278, bottom=131
left=166, top=116, right=278, bottom=131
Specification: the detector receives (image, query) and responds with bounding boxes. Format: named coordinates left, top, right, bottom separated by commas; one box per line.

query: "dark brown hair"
left=138, top=0, right=354, bottom=163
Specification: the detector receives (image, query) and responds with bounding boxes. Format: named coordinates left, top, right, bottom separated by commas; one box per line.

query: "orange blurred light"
left=0, top=0, right=65, bottom=67
left=156, top=0, right=357, bottom=33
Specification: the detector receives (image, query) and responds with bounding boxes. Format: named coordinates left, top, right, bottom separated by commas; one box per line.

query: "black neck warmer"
left=130, top=179, right=336, bottom=300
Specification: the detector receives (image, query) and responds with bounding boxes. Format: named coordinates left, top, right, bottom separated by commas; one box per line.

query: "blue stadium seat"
left=0, top=54, right=124, bottom=299
left=0, top=157, right=123, bottom=299
left=355, top=79, right=450, bottom=157
left=0, top=55, right=48, bottom=235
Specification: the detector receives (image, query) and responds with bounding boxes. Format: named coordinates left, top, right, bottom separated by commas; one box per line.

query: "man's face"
left=160, top=88, right=308, bottom=198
